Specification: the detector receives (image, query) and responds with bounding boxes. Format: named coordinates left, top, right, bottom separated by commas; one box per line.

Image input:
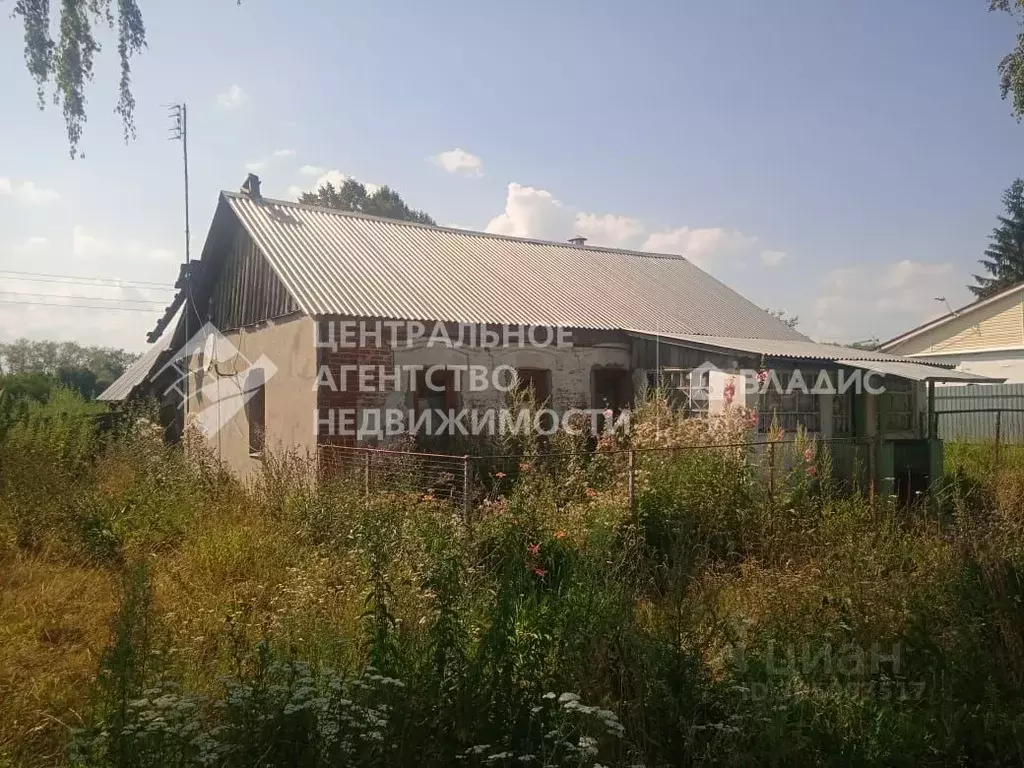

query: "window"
left=832, top=391, right=852, bottom=436
left=882, top=379, right=914, bottom=431
left=514, top=368, right=552, bottom=405
left=414, top=367, right=457, bottom=416
left=245, top=370, right=266, bottom=456
left=592, top=368, right=631, bottom=413
left=759, top=371, right=821, bottom=432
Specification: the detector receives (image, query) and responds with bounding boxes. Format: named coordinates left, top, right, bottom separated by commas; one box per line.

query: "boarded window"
left=514, top=368, right=552, bottom=405
left=245, top=371, right=266, bottom=456
left=414, top=368, right=457, bottom=415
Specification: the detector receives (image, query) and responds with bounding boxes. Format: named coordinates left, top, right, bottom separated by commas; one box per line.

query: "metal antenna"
left=934, top=296, right=957, bottom=316
left=167, top=103, right=191, bottom=426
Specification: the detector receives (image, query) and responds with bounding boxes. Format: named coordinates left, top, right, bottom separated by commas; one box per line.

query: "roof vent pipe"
left=568, top=236, right=587, bottom=246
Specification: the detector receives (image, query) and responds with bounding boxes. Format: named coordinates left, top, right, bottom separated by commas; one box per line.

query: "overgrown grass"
left=1, top=394, right=1023, bottom=766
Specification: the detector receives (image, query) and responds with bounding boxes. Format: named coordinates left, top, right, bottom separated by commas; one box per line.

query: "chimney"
left=568, top=236, right=587, bottom=246
left=241, top=173, right=262, bottom=199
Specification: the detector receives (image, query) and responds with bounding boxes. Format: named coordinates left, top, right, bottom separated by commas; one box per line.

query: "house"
left=879, top=282, right=1024, bottom=382
left=101, top=178, right=1000, bottom=496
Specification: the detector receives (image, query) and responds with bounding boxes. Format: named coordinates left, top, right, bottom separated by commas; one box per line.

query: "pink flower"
left=724, top=378, right=736, bottom=406
left=603, top=408, right=614, bottom=419
left=755, top=369, right=769, bottom=385
left=495, top=471, right=507, bottom=479
left=527, top=543, right=540, bottom=556
left=518, top=462, right=532, bottom=472
left=807, top=465, right=817, bottom=477
left=532, top=567, right=547, bottom=577
left=804, top=448, right=814, bottom=463
left=554, top=530, right=567, bottom=539
left=585, top=487, right=598, bottom=498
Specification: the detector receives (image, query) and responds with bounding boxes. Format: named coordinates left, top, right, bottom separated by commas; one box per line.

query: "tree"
left=0, top=339, right=137, bottom=398
left=765, top=308, right=799, bottom=329
left=970, top=178, right=1024, bottom=298
left=12, top=0, right=148, bottom=157
left=991, top=0, right=1024, bottom=119
left=299, top=179, right=436, bottom=225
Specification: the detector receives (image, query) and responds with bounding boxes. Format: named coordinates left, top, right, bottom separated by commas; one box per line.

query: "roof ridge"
left=220, top=190, right=693, bottom=261
left=880, top=280, right=1024, bottom=350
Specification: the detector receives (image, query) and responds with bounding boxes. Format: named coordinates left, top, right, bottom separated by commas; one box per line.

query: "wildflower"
left=527, top=542, right=541, bottom=555
left=422, top=493, right=435, bottom=502
left=519, top=462, right=532, bottom=472
left=585, top=487, right=598, bottom=498
left=532, top=567, right=547, bottom=577
left=755, top=368, right=769, bottom=385
left=495, top=471, right=507, bottom=479
left=554, top=530, right=566, bottom=539
left=807, top=465, right=817, bottom=477
left=803, top=448, right=814, bottom=463
left=724, top=377, right=736, bottom=406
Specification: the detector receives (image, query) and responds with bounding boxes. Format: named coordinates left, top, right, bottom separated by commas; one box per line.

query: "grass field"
left=1, top=394, right=1023, bottom=766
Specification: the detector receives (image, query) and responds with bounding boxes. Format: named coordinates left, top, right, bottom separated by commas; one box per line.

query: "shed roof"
left=97, top=333, right=173, bottom=402
left=626, top=331, right=1005, bottom=382
left=626, top=332, right=926, bottom=363
left=221, top=192, right=806, bottom=339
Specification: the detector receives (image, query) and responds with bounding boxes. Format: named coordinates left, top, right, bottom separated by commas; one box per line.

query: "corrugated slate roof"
left=627, top=332, right=925, bottom=363
left=627, top=332, right=1005, bottom=382
left=98, top=319, right=175, bottom=402
left=836, top=359, right=1004, bottom=383
left=223, top=192, right=806, bottom=340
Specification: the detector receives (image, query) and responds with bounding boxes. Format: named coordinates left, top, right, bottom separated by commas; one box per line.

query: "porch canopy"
left=625, top=331, right=1005, bottom=384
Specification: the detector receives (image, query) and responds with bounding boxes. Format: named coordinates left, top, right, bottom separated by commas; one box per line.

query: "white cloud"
left=573, top=213, right=645, bottom=249
left=880, top=259, right=953, bottom=290
left=486, top=183, right=571, bottom=240
left=15, top=236, right=49, bottom=254
left=641, top=227, right=758, bottom=269
left=72, top=226, right=108, bottom=259
left=760, top=250, right=789, bottom=267
left=811, top=260, right=960, bottom=342
left=299, top=165, right=325, bottom=176
left=286, top=185, right=305, bottom=200
left=245, top=161, right=266, bottom=172
left=71, top=225, right=177, bottom=264
left=0, top=177, right=59, bottom=205
left=314, top=170, right=350, bottom=190
left=429, top=148, right=484, bottom=177
left=273, top=148, right=296, bottom=157
left=484, top=183, right=770, bottom=268
left=217, top=84, right=247, bottom=109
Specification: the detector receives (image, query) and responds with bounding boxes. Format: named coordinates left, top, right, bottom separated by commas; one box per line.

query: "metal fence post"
left=363, top=450, right=370, bottom=498
left=462, top=454, right=471, bottom=521
left=628, top=449, right=636, bottom=514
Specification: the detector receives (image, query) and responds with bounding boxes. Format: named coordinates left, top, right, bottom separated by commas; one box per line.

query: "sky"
left=1, top=0, right=1023, bottom=353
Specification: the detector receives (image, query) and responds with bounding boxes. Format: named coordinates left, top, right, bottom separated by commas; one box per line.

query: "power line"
left=0, top=290, right=168, bottom=305
left=0, top=298, right=162, bottom=312
left=0, top=269, right=175, bottom=289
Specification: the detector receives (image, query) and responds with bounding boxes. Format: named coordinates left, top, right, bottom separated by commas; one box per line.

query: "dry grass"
left=0, top=553, right=118, bottom=765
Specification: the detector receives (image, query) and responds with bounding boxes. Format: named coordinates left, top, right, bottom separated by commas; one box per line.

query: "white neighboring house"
left=880, top=282, right=1024, bottom=383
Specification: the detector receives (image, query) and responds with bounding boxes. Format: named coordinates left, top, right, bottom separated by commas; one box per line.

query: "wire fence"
left=318, top=436, right=888, bottom=517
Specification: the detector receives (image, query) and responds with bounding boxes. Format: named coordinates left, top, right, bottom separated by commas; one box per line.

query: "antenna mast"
left=168, top=104, right=191, bottom=427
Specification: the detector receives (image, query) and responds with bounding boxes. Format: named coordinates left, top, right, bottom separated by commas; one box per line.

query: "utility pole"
left=168, top=104, right=191, bottom=428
